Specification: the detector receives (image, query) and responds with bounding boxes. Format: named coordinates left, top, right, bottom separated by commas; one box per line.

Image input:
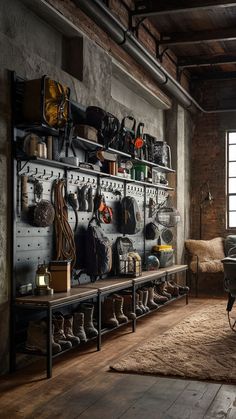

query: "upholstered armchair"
left=185, top=237, right=225, bottom=296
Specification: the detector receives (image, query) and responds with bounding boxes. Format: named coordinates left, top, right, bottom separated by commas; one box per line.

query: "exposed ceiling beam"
left=132, top=1, right=236, bottom=17
left=178, top=55, right=236, bottom=68
left=193, top=71, right=236, bottom=80
left=160, top=27, right=236, bottom=46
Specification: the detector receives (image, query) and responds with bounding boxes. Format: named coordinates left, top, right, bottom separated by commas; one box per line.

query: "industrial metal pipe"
left=74, top=0, right=236, bottom=113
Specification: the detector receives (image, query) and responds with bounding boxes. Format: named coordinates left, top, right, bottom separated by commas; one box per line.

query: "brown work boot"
left=153, top=289, right=168, bottom=304
left=156, top=282, right=172, bottom=300
left=165, top=281, right=179, bottom=297
left=113, top=295, right=128, bottom=324
left=80, top=303, right=98, bottom=338
left=26, top=320, right=61, bottom=354
left=170, top=281, right=190, bottom=295
left=53, top=315, right=72, bottom=350
left=102, top=297, right=119, bottom=328
left=122, top=294, right=136, bottom=320
left=146, top=287, right=158, bottom=309
left=73, top=312, right=87, bottom=342
left=64, top=315, right=80, bottom=346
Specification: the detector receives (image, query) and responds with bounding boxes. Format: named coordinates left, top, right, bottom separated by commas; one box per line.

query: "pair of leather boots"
left=75, top=303, right=98, bottom=340
left=53, top=304, right=98, bottom=350
left=102, top=294, right=136, bottom=328
left=135, top=287, right=160, bottom=313
left=26, top=303, right=98, bottom=355
left=155, top=281, right=189, bottom=300
left=26, top=314, right=82, bottom=355
left=136, top=285, right=169, bottom=312
left=136, top=289, right=150, bottom=315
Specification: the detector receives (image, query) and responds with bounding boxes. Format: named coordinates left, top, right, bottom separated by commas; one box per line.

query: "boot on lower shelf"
left=156, top=282, right=172, bottom=300
left=53, top=315, right=72, bottom=351
left=169, top=281, right=190, bottom=295
left=153, top=285, right=168, bottom=304
left=80, top=303, right=98, bottom=338
left=136, top=289, right=147, bottom=313
left=165, top=281, right=179, bottom=297
left=102, top=297, right=119, bottom=328
left=135, top=293, right=144, bottom=316
left=64, top=315, right=80, bottom=346
left=122, top=294, right=136, bottom=320
left=146, top=287, right=158, bottom=310
left=113, top=295, right=128, bottom=324
left=153, top=290, right=168, bottom=304
left=26, top=320, right=61, bottom=354
left=142, top=288, right=150, bottom=313
left=73, top=312, right=87, bottom=342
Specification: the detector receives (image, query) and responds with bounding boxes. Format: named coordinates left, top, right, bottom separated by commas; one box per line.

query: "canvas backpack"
left=85, top=218, right=112, bottom=281
left=119, top=196, right=142, bottom=235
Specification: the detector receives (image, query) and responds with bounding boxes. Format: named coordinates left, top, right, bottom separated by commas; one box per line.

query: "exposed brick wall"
left=191, top=79, right=236, bottom=240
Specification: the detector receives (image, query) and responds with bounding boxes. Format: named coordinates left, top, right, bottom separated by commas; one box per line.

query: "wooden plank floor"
left=1, top=298, right=236, bottom=419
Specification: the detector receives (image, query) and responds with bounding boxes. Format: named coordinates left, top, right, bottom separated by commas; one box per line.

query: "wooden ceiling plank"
left=178, top=55, right=236, bottom=68
left=160, top=27, right=236, bottom=46
left=193, top=70, right=236, bottom=80
left=132, top=1, right=236, bottom=17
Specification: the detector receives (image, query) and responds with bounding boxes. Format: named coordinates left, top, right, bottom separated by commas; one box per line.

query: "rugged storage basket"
left=22, top=76, right=70, bottom=128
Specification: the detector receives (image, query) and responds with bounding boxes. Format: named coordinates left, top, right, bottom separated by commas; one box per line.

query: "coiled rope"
left=53, top=179, right=76, bottom=268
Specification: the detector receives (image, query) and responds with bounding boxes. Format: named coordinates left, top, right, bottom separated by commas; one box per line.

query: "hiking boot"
left=26, top=320, right=61, bottom=354
left=64, top=315, right=80, bottom=346
left=156, top=283, right=172, bottom=300
left=153, top=291, right=168, bottom=304
left=80, top=303, right=98, bottom=338
left=142, top=289, right=150, bottom=312
left=102, top=297, right=119, bottom=328
left=113, top=295, right=128, bottom=324
left=170, top=281, right=190, bottom=295
left=53, top=315, right=72, bottom=350
left=122, top=294, right=136, bottom=320
left=147, top=287, right=158, bottom=309
left=136, top=290, right=147, bottom=313
left=73, top=312, right=87, bottom=342
left=166, top=281, right=179, bottom=297
left=135, top=293, right=144, bottom=316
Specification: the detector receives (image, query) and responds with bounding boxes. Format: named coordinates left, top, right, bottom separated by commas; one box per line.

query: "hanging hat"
left=145, top=222, right=160, bottom=240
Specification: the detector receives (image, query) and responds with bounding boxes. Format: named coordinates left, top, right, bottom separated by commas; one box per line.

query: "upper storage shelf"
left=74, top=136, right=175, bottom=173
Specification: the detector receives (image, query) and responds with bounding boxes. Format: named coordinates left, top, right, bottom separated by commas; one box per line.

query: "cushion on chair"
left=185, top=237, right=225, bottom=274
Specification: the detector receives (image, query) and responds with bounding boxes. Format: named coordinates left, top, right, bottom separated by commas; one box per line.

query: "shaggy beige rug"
left=111, top=301, right=236, bottom=382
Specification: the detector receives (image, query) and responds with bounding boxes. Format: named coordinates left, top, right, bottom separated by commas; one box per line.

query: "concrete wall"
left=0, top=0, right=191, bottom=374
left=165, top=103, right=192, bottom=264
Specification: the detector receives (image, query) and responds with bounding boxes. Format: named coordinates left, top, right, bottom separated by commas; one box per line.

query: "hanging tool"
left=67, top=192, right=79, bottom=232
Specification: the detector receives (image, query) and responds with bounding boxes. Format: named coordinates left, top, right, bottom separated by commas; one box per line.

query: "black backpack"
left=85, top=218, right=112, bottom=281
left=114, top=237, right=134, bottom=275
left=119, top=196, right=142, bottom=235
